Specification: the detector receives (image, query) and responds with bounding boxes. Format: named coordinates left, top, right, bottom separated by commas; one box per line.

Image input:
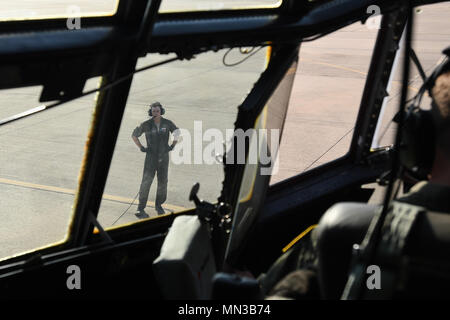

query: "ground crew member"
left=132, top=102, right=179, bottom=217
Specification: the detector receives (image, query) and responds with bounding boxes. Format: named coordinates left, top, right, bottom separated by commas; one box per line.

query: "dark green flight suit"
left=132, top=117, right=178, bottom=211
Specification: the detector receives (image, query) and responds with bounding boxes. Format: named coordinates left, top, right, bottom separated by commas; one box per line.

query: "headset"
left=399, top=46, right=450, bottom=180
left=148, top=101, right=166, bottom=117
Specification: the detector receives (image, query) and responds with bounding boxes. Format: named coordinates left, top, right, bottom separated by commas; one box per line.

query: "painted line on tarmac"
left=300, top=58, right=419, bottom=93
left=0, top=177, right=187, bottom=212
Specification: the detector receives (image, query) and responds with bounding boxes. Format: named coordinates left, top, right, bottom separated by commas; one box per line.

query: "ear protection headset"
left=148, top=101, right=165, bottom=117
left=399, top=47, right=450, bottom=180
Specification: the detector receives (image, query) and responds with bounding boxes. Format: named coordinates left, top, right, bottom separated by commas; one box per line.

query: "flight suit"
left=132, top=117, right=178, bottom=212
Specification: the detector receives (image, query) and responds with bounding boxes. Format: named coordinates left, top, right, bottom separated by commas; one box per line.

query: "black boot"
left=155, top=205, right=165, bottom=215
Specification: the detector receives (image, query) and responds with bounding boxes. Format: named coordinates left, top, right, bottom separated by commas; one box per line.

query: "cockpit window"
left=0, top=78, right=101, bottom=261
left=159, top=0, right=281, bottom=13
left=372, top=3, right=450, bottom=149
left=0, top=1, right=118, bottom=21
left=270, top=20, right=379, bottom=185
left=97, top=48, right=269, bottom=228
